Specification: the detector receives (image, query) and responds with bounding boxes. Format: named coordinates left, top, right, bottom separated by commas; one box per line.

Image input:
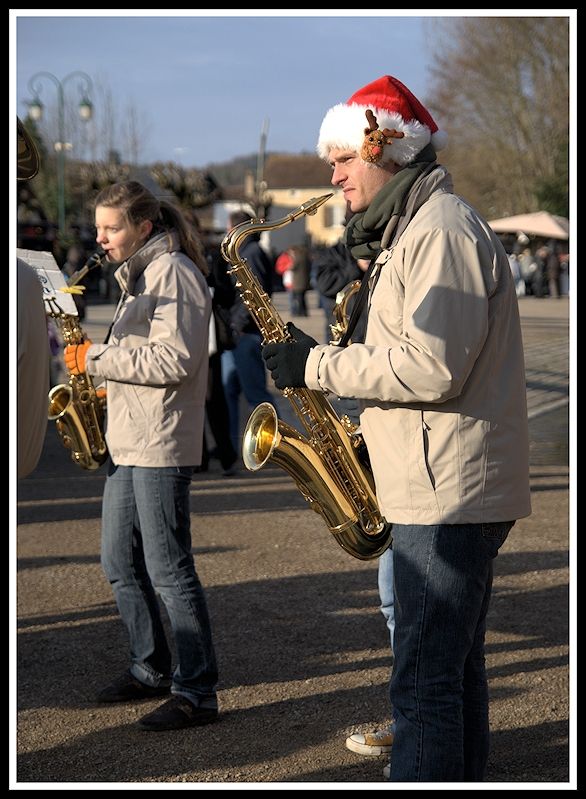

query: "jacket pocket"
left=407, top=411, right=439, bottom=514
left=419, top=411, right=436, bottom=490
left=123, top=385, right=149, bottom=431
left=480, top=521, right=514, bottom=558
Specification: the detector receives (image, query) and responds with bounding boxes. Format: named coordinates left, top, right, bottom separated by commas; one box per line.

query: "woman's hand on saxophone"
left=262, top=323, right=317, bottom=390
left=64, top=340, right=93, bottom=375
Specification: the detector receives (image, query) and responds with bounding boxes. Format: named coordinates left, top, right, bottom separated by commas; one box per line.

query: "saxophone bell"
left=48, top=382, right=108, bottom=470
left=47, top=308, right=109, bottom=471
left=243, top=403, right=390, bottom=560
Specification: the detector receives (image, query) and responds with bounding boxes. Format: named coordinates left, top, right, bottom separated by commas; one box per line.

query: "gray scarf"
left=344, top=144, right=451, bottom=259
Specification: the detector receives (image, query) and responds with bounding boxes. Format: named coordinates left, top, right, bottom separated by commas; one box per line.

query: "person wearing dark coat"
left=198, top=243, right=239, bottom=475
left=289, top=245, right=311, bottom=317
left=221, top=211, right=275, bottom=451
left=313, top=240, right=365, bottom=343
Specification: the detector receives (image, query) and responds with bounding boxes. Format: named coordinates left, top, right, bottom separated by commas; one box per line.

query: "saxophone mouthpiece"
left=66, top=249, right=106, bottom=288
left=301, top=193, right=334, bottom=216
left=87, top=249, right=106, bottom=267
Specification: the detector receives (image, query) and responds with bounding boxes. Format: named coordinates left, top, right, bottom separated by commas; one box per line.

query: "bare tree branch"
left=426, top=16, right=569, bottom=217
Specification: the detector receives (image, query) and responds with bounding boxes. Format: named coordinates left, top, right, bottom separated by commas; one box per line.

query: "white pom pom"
left=431, top=130, right=448, bottom=151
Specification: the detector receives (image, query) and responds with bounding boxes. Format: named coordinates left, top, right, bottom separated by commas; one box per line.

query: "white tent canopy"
left=488, top=211, right=569, bottom=240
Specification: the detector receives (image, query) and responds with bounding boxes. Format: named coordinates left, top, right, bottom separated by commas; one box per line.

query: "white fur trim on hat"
left=317, top=102, right=433, bottom=166
left=431, top=130, right=448, bottom=151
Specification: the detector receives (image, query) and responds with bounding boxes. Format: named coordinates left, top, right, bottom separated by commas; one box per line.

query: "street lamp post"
left=254, top=117, right=270, bottom=218
left=27, top=71, right=93, bottom=235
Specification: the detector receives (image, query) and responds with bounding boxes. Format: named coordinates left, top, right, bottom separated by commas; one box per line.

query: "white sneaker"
left=345, top=727, right=394, bottom=756
left=382, top=761, right=391, bottom=780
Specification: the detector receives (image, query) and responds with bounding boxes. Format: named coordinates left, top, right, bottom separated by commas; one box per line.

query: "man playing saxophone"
left=64, top=180, right=219, bottom=731
left=262, top=75, right=531, bottom=782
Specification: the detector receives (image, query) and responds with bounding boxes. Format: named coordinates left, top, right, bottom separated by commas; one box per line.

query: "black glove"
left=262, top=323, right=318, bottom=390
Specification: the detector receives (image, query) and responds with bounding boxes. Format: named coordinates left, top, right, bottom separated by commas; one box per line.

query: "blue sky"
left=13, top=12, right=439, bottom=168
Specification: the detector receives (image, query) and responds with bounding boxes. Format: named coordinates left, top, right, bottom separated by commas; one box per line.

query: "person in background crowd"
left=288, top=244, right=311, bottom=317
left=518, top=246, right=537, bottom=297
left=221, top=210, right=275, bottom=452
left=532, top=245, right=550, bottom=297
left=559, top=252, right=570, bottom=295
left=313, top=238, right=366, bottom=343
left=275, top=248, right=295, bottom=313
left=201, top=241, right=239, bottom=476
left=507, top=250, right=525, bottom=297
left=262, top=74, right=531, bottom=782
left=46, top=318, right=63, bottom=388
left=546, top=243, right=562, bottom=298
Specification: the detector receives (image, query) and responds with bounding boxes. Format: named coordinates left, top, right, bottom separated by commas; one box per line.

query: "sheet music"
left=16, top=248, right=78, bottom=316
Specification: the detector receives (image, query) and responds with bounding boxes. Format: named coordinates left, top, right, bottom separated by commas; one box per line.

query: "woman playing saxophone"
left=63, top=180, right=219, bottom=731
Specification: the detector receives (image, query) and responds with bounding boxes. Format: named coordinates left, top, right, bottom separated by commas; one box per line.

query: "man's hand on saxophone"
left=64, top=340, right=93, bottom=375
left=262, top=322, right=318, bottom=390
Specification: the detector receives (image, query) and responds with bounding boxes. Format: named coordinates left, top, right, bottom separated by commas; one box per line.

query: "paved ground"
left=13, top=292, right=573, bottom=787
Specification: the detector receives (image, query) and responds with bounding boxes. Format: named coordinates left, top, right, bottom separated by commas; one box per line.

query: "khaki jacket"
left=86, top=231, right=210, bottom=467
left=305, top=187, right=531, bottom=524
left=17, top=259, right=49, bottom=478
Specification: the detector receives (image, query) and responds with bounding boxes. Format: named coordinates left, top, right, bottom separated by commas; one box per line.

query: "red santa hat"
left=317, top=75, right=447, bottom=167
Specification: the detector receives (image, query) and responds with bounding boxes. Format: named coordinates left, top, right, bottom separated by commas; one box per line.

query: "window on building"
left=324, top=203, right=346, bottom=228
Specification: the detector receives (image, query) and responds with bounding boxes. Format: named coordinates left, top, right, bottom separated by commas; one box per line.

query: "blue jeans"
left=221, top=332, right=275, bottom=452
left=389, top=521, right=513, bottom=782
left=378, top=545, right=395, bottom=651
left=378, top=545, right=396, bottom=734
left=101, top=463, right=218, bottom=708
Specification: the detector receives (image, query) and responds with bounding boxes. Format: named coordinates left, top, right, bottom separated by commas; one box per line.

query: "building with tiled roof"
left=203, top=153, right=346, bottom=254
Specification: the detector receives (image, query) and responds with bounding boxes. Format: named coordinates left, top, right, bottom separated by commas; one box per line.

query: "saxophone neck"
left=220, top=194, right=333, bottom=267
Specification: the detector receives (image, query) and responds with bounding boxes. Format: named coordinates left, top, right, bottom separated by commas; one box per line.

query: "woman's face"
left=95, top=206, right=152, bottom=263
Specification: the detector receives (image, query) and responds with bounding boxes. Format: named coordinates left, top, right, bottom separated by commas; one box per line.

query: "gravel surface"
left=14, top=296, right=572, bottom=787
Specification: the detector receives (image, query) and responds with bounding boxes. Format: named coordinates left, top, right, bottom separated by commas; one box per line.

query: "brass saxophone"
left=329, top=279, right=362, bottom=344
left=221, top=196, right=391, bottom=560
left=47, top=251, right=108, bottom=470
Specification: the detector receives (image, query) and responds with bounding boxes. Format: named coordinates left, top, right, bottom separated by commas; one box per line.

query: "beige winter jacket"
left=17, top=259, right=49, bottom=478
left=305, top=185, right=531, bottom=524
left=86, top=231, right=210, bottom=467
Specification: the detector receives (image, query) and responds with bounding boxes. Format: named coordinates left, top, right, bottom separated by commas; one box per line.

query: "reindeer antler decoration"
left=361, top=110, right=405, bottom=164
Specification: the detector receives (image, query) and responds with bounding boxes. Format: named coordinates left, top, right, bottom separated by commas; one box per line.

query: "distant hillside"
left=205, top=153, right=260, bottom=187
